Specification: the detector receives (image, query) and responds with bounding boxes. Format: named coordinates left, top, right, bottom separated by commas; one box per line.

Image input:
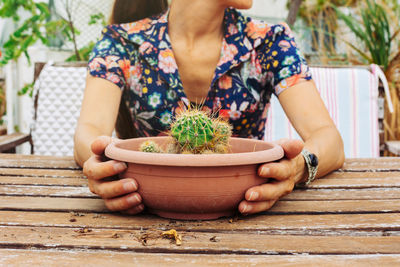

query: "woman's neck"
left=168, top=0, right=226, bottom=45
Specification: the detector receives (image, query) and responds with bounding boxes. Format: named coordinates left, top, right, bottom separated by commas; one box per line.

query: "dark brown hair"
left=112, top=0, right=168, bottom=139
left=110, top=0, right=169, bottom=24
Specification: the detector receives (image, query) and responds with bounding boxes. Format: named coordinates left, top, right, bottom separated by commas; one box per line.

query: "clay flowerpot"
left=105, top=137, right=284, bottom=220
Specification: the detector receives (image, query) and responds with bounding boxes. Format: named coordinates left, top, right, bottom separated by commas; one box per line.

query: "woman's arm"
left=74, top=74, right=122, bottom=166
left=238, top=80, right=344, bottom=215
left=74, top=74, right=144, bottom=215
left=278, top=80, right=344, bottom=181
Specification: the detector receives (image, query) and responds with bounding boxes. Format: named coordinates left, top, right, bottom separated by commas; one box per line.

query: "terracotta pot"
left=105, top=137, right=284, bottom=220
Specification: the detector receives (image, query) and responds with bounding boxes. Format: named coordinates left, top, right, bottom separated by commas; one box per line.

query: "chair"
left=0, top=62, right=87, bottom=156
left=264, top=64, right=393, bottom=158
left=1, top=63, right=395, bottom=158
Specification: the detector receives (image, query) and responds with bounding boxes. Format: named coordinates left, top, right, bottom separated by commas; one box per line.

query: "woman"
left=74, top=0, right=344, bottom=215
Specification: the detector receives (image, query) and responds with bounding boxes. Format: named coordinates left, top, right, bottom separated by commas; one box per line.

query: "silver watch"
left=299, top=149, right=318, bottom=186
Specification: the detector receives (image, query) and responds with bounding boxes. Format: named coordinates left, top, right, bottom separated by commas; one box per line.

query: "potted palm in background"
left=333, top=0, right=400, bottom=154
left=289, top=0, right=399, bottom=155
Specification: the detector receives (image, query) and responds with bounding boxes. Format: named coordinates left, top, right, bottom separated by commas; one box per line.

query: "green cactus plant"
left=170, top=109, right=215, bottom=153
left=139, top=108, right=232, bottom=154
left=212, top=119, right=232, bottom=145
left=139, top=140, right=162, bottom=153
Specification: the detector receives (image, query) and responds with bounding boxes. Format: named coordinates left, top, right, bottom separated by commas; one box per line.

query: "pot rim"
left=105, top=137, right=284, bottom=167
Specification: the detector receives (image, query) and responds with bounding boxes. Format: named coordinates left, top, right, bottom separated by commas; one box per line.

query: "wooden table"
left=1, top=154, right=400, bottom=266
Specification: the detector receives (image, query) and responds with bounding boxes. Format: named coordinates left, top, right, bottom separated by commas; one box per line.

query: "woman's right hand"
left=83, top=136, right=144, bottom=214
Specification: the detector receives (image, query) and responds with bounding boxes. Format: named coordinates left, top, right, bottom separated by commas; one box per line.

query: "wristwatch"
left=298, top=149, right=318, bottom=187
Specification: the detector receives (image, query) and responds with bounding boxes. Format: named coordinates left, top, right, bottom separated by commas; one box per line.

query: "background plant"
left=0, top=0, right=107, bottom=96
left=334, top=0, right=400, bottom=149
left=0, top=84, right=5, bottom=125
left=293, top=0, right=358, bottom=64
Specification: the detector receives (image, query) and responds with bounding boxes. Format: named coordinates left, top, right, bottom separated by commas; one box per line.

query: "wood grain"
left=0, top=168, right=84, bottom=178
left=1, top=196, right=400, bottom=214
left=341, top=158, right=400, bottom=171
left=1, top=249, right=399, bottom=267
left=1, top=226, right=399, bottom=254
left=0, top=155, right=399, bottom=265
left=0, top=133, right=31, bottom=153
left=0, top=154, right=79, bottom=169
left=0, top=177, right=87, bottom=186
left=0, top=211, right=399, bottom=233
left=1, top=185, right=400, bottom=201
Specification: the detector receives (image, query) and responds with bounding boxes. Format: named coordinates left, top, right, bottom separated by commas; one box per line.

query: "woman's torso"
left=88, top=8, right=312, bottom=140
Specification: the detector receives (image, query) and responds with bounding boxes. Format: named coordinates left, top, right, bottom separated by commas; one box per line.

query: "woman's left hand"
left=238, top=139, right=305, bottom=215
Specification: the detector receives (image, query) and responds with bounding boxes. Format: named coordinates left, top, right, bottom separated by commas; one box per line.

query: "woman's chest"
left=123, top=53, right=273, bottom=138
left=172, top=39, right=222, bottom=103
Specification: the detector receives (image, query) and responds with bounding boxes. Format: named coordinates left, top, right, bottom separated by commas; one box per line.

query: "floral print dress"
left=88, top=8, right=312, bottom=139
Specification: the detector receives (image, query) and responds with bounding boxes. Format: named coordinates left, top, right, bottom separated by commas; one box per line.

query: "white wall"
left=241, top=0, right=289, bottom=22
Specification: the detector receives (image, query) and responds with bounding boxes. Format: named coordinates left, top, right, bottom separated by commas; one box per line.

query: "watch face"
left=309, top=153, right=318, bottom=167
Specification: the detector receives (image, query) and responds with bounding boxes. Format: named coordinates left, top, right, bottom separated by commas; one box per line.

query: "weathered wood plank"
left=0, top=196, right=106, bottom=212
left=285, top=189, right=400, bottom=200
left=0, top=168, right=84, bottom=178
left=341, top=158, right=400, bottom=171
left=0, top=177, right=87, bottom=186
left=0, top=211, right=399, bottom=233
left=1, top=250, right=399, bottom=267
left=1, top=155, right=399, bottom=172
left=0, top=133, right=31, bottom=153
left=1, top=196, right=399, bottom=214
left=324, top=171, right=400, bottom=179
left=1, top=185, right=400, bottom=201
left=0, top=154, right=79, bottom=169
left=308, top=177, right=400, bottom=188
left=0, top=185, right=95, bottom=198
left=1, top=226, right=400, bottom=254
left=0, top=171, right=399, bottom=189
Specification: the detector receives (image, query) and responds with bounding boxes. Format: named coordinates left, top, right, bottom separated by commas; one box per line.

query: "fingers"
left=258, top=159, right=293, bottom=181
left=238, top=179, right=295, bottom=215
left=91, top=135, right=113, bottom=156
left=104, top=192, right=143, bottom=211
left=123, top=204, right=146, bottom=215
left=88, top=176, right=143, bottom=213
left=275, top=138, right=304, bottom=159
left=238, top=199, right=277, bottom=215
left=89, top=178, right=138, bottom=199
left=245, top=179, right=295, bottom=202
left=83, top=156, right=127, bottom=180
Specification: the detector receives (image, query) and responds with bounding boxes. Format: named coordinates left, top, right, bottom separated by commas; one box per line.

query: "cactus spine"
left=139, top=108, right=232, bottom=154
left=170, top=109, right=215, bottom=153
left=139, top=140, right=161, bottom=153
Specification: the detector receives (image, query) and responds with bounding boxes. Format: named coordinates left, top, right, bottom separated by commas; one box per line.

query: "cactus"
left=170, top=109, right=215, bottom=153
left=213, top=119, right=232, bottom=145
left=138, top=108, right=232, bottom=154
left=139, top=140, right=162, bottom=153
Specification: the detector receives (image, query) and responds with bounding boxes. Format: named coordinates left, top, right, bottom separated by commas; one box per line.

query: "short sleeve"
left=260, top=23, right=312, bottom=96
left=87, top=26, right=131, bottom=90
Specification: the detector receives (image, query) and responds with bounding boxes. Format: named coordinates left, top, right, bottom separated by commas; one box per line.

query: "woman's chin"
left=226, top=0, right=253, bottom=10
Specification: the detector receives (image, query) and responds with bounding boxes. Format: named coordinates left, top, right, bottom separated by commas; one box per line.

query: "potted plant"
left=334, top=0, right=400, bottom=151
left=105, top=109, right=284, bottom=220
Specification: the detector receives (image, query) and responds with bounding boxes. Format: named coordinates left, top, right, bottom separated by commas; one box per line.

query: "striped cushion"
left=265, top=66, right=379, bottom=158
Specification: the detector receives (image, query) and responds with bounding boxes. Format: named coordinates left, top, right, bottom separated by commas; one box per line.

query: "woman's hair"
left=111, top=0, right=168, bottom=139
left=110, top=0, right=169, bottom=24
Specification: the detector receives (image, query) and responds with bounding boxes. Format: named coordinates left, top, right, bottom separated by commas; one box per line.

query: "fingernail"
left=241, top=203, right=251, bottom=213
left=127, top=194, right=141, bottom=205
left=123, top=181, right=137, bottom=192
left=248, top=191, right=259, bottom=201
left=261, top=167, right=270, bottom=176
left=114, top=162, right=127, bottom=172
